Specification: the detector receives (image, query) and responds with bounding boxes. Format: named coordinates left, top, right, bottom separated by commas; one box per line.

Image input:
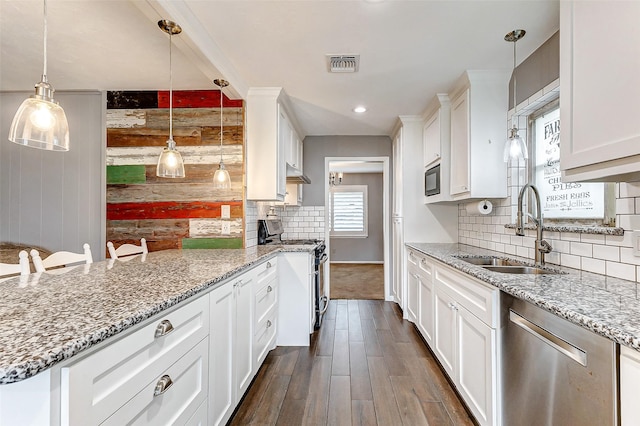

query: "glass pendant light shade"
left=8, top=0, right=69, bottom=151
left=213, top=78, right=232, bottom=189
left=213, top=163, right=231, bottom=189
left=503, top=126, right=528, bottom=162
left=157, top=138, right=185, bottom=178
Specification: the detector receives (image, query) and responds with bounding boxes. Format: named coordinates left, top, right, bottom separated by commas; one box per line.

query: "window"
left=329, top=185, right=368, bottom=237
left=528, top=100, right=614, bottom=224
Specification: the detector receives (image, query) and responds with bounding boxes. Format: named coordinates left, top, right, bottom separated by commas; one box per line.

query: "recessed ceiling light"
left=353, top=106, right=367, bottom=113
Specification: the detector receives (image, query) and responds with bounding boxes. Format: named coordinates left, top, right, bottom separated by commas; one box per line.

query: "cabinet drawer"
left=254, top=306, right=277, bottom=367
left=255, top=278, right=277, bottom=326
left=61, top=296, right=209, bottom=425
left=185, top=399, right=208, bottom=426
left=255, top=257, right=277, bottom=288
left=102, top=337, right=209, bottom=425
left=434, top=264, right=497, bottom=328
left=408, top=250, right=419, bottom=270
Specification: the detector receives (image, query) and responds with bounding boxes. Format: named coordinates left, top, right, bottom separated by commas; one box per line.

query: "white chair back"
left=31, top=243, right=93, bottom=273
left=0, top=250, right=30, bottom=277
left=107, top=238, right=148, bottom=260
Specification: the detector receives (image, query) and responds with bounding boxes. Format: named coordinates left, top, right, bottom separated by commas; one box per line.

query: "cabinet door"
left=392, top=218, right=404, bottom=304
left=423, top=111, right=441, bottom=168
left=434, top=286, right=456, bottom=379
left=407, top=271, right=419, bottom=323
left=621, top=346, right=640, bottom=426
left=235, top=275, right=254, bottom=397
left=209, top=282, right=235, bottom=426
left=457, top=306, right=495, bottom=426
left=392, top=131, right=403, bottom=216
left=450, top=89, right=470, bottom=195
left=276, top=108, right=288, bottom=198
left=560, top=1, right=640, bottom=177
left=417, top=264, right=434, bottom=345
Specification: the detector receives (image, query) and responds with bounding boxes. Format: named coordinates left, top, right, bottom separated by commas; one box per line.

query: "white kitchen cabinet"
left=621, top=345, right=640, bottom=425
left=415, top=252, right=499, bottom=426
left=423, top=94, right=452, bottom=204
left=277, top=251, right=315, bottom=346
left=209, top=270, right=254, bottom=426
left=60, top=296, right=210, bottom=426
left=560, top=1, right=640, bottom=182
left=392, top=216, right=404, bottom=306
left=247, top=87, right=303, bottom=201
left=406, top=248, right=435, bottom=345
left=407, top=269, right=419, bottom=323
left=254, top=258, right=278, bottom=367
left=449, top=70, right=509, bottom=201
left=277, top=182, right=303, bottom=206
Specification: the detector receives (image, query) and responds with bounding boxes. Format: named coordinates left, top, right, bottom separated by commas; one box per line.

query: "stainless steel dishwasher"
left=501, top=292, right=618, bottom=425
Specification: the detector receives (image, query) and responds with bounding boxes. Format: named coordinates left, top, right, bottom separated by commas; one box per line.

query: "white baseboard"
left=330, top=261, right=384, bottom=265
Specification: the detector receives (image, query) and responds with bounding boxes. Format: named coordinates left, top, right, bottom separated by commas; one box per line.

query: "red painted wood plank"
left=157, top=90, right=243, bottom=108
left=107, top=201, right=243, bottom=220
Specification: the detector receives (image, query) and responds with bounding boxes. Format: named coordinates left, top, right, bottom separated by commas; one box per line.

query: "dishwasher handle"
left=509, top=309, right=587, bottom=366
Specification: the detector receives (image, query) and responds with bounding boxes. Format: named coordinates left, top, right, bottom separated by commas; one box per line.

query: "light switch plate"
left=221, top=205, right=231, bottom=219
left=633, top=231, right=640, bottom=257
left=222, top=222, right=231, bottom=235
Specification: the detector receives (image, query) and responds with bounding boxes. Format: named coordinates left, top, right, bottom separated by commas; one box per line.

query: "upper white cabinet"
left=247, top=87, right=304, bottom=201
left=423, top=94, right=452, bottom=204
left=449, top=71, right=509, bottom=200
left=560, top=1, right=640, bottom=182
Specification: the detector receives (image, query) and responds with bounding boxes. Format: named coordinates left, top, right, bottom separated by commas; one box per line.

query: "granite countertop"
left=0, top=246, right=316, bottom=385
left=406, top=243, right=640, bottom=352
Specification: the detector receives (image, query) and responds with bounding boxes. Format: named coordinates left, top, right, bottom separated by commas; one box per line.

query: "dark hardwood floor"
left=230, top=300, right=474, bottom=426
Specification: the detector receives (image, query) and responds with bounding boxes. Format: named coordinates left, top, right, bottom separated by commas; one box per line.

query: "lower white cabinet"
left=406, top=248, right=499, bottom=426
left=621, top=345, right=640, bottom=425
left=277, top=251, right=315, bottom=346
left=209, top=269, right=254, bottom=426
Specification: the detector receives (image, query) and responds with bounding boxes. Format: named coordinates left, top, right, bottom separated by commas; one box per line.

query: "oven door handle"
left=318, top=296, right=329, bottom=315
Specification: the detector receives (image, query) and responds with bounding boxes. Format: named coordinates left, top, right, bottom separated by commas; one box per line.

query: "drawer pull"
left=266, top=261, right=272, bottom=268
left=447, top=302, right=458, bottom=311
left=153, top=375, right=173, bottom=397
left=267, top=285, right=273, bottom=293
left=154, top=319, right=174, bottom=338
left=266, top=320, right=272, bottom=328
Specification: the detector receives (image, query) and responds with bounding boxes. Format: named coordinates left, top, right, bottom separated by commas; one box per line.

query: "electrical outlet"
left=633, top=231, right=640, bottom=257
left=221, top=205, right=231, bottom=219
left=222, top=222, right=231, bottom=235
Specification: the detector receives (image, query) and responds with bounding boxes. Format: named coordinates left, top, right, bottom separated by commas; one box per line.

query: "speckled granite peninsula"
left=0, top=246, right=316, bottom=385
left=407, top=243, right=640, bottom=352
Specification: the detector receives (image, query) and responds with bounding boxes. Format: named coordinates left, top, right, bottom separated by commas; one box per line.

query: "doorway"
left=324, top=157, right=390, bottom=301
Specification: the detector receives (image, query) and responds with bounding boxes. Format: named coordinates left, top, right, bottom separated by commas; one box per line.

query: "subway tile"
left=504, top=244, right=517, bottom=255
left=619, top=182, right=640, bottom=198
left=522, top=236, right=536, bottom=248
left=561, top=253, right=581, bottom=269
left=517, top=245, right=530, bottom=258
left=593, top=244, right=620, bottom=261
left=620, top=247, right=640, bottom=266
left=580, top=233, right=605, bottom=244
left=581, top=257, right=606, bottom=275
left=495, top=243, right=505, bottom=253
left=545, top=251, right=561, bottom=265
left=606, top=232, right=634, bottom=247
left=552, top=240, right=571, bottom=254
left=560, top=232, right=581, bottom=242
left=606, top=261, right=636, bottom=281
left=511, top=235, right=523, bottom=246
left=616, top=198, right=636, bottom=215
left=570, top=242, right=593, bottom=257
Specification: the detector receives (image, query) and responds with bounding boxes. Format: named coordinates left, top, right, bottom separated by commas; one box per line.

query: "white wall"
left=0, top=91, right=106, bottom=259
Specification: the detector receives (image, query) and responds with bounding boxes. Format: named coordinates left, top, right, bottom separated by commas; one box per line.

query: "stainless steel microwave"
left=425, top=164, right=441, bottom=196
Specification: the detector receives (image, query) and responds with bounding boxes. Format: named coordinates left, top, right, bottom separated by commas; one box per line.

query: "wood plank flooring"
left=330, top=264, right=385, bottom=300
left=230, top=300, right=474, bottom=426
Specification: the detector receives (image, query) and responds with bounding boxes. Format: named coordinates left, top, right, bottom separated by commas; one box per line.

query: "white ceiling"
left=0, top=0, right=560, bottom=137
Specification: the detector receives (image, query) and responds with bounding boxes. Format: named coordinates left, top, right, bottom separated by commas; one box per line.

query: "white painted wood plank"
left=106, top=145, right=243, bottom=166
left=189, top=218, right=243, bottom=237
left=106, top=110, right=146, bottom=128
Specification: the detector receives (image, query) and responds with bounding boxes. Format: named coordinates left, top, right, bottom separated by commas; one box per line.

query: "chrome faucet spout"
left=517, top=183, right=552, bottom=266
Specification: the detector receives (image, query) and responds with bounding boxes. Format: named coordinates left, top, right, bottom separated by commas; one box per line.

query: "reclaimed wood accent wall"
left=106, top=90, right=244, bottom=254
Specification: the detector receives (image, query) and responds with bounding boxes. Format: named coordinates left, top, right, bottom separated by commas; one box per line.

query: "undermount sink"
left=482, top=265, right=561, bottom=275
left=459, top=257, right=525, bottom=267
left=456, top=256, right=563, bottom=275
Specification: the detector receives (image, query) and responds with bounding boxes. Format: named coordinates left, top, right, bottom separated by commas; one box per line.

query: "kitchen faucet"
left=516, top=183, right=552, bottom=266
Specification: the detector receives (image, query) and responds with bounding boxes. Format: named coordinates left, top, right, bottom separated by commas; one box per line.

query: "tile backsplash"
left=245, top=202, right=326, bottom=248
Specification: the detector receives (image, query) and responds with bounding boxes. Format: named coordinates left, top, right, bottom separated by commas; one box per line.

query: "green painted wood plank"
left=107, top=165, right=147, bottom=184
left=182, top=238, right=243, bottom=249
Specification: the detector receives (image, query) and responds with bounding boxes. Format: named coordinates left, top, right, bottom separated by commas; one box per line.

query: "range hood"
left=286, top=164, right=311, bottom=184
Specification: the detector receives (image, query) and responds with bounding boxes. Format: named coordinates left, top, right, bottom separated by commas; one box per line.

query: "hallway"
left=230, top=299, right=473, bottom=425
left=330, top=264, right=385, bottom=300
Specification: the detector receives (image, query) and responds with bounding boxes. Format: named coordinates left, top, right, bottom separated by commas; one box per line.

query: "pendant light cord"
left=513, top=39, right=517, bottom=115
left=42, top=0, right=48, bottom=80
left=169, top=32, right=173, bottom=142
left=220, top=85, right=224, bottom=164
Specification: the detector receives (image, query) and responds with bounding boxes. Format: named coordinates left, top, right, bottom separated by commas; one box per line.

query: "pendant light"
left=8, top=0, right=69, bottom=151
left=156, top=20, right=185, bottom=178
left=213, top=79, right=231, bottom=189
left=503, top=29, right=528, bottom=163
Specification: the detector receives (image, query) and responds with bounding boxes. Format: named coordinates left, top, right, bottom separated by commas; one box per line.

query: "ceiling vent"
left=327, top=55, right=360, bottom=73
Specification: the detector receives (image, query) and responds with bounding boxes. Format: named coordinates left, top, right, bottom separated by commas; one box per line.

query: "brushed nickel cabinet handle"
left=153, top=375, right=173, bottom=397
left=267, top=285, right=273, bottom=293
left=266, top=320, right=272, bottom=328
left=266, top=261, right=272, bottom=268
left=154, top=319, right=174, bottom=338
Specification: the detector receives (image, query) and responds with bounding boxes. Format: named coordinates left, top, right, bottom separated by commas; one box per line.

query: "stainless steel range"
left=257, top=219, right=328, bottom=329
